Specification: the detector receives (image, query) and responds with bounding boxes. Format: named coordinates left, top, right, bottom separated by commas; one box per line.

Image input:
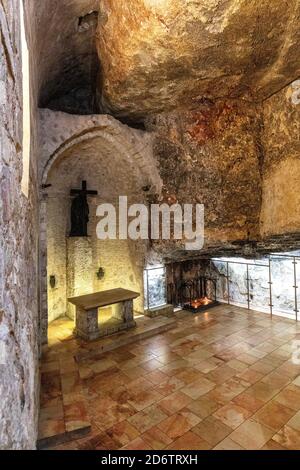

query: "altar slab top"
left=68, top=288, right=140, bottom=311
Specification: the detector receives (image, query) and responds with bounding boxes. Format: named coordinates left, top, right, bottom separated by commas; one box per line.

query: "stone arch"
left=39, top=109, right=162, bottom=192
left=39, top=110, right=162, bottom=344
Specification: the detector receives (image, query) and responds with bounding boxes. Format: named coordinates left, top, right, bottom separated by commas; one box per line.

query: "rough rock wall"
left=260, top=81, right=300, bottom=237
left=96, top=0, right=300, bottom=120
left=146, top=100, right=263, bottom=252
left=0, top=0, right=39, bottom=449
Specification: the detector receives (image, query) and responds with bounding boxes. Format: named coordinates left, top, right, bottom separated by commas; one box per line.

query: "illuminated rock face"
left=96, top=0, right=300, bottom=120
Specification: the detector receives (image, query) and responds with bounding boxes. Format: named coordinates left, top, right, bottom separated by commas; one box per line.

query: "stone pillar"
left=74, top=307, right=100, bottom=341
left=66, top=237, right=93, bottom=320
left=111, top=300, right=134, bottom=323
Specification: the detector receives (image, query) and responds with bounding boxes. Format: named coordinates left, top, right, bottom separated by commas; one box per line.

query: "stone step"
left=75, top=315, right=176, bottom=361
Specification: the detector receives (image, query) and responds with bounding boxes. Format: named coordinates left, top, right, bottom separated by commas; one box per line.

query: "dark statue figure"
left=70, top=181, right=98, bottom=237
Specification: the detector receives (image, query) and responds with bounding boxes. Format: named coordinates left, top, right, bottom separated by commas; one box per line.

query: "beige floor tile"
left=154, top=376, right=185, bottom=397
left=106, top=421, right=140, bottom=447
left=292, top=375, right=300, bottom=387
left=206, top=365, right=237, bottom=384
left=250, top=360, right=276, bottom=375
left=122, top=437, right=153, bottom=450
left=246, top=381, right=280, bottom=402
left=194, top=357, right=224, bottom=374
left=213, top=403, right=252, bottom=429
left=166, top=431, right=211, bottom=450
left=232, top=391, right=265, bottom=413
left=181, top=377, right=216, bottom=399
left=187, top=395, right=220, bottom=419
left=127, top=404, right=168, bottom=433
left=227, top=359, right=249, bottom=372
left=229, top=419, right=275, bottom=449
left=146, top=370, right=168, bottom=385
left=236, top=368, right=264, bottom=385
left=253, top=400, right=295, bottom=431
left=158, top=409, right=201, bottom=440
left=192, top=416, right=232, bottom=446
left=274, top=385, right=300, bottom=411
left=262, top=370, right=290, bottom=390
left=287, top=411, right=300, bottom=431
left=158, top=390, right=192, bottom=415
left=175, top=367, right=203, bottom=384
left=142, top=426, right=173, bottom=450
left=127, top=389, right=163, bottom=412
left=214, top=437, right=245, bottom=450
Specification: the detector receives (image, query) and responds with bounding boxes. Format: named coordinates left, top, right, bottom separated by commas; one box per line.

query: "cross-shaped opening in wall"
left=20, top=0, right=30, bottom=197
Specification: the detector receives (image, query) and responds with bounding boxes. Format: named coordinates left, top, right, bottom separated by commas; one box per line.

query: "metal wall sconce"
left=96, top=267, right=105, bottom=280
left=49, top=275, right=56, bottom=289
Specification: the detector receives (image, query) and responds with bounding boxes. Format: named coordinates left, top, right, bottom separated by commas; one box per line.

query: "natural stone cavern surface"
left=146, top=100, right=262, bottom=243
left=96, top=0, right=300, bottom=120
left=261, top=82, right=300, bottom=237
left=144, top=78, right=300, bottom=261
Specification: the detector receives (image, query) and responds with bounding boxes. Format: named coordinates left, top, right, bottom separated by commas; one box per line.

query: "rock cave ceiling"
left=38, top=0, right=300, bottom=122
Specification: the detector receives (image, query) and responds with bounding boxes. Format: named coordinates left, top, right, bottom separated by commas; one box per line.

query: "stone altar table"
left=68, top=288, right=140, bottom=341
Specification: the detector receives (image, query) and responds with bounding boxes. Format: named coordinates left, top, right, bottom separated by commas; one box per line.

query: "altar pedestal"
left=66, top=237, right=93, bottom=320
left=68, top=289, right=140, bottom=341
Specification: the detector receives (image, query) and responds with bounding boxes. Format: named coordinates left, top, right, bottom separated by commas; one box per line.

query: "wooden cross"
left=70, top=180, right=98, bottom=198
left=70, top=181, right=98, bottom=237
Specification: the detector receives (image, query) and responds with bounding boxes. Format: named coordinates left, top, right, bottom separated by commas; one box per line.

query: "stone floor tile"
left=158, top=390, right=192, bottom=415
left=229, top=419, right=275, bottom=449
left=192, top=416, right=232, bottom=446
left=142, top=426, right=173, bottom=450
left=213, top=437, right=245, bottom=450
left=128, top=389, right=164, bottom=412
left=274, top=385, right=300, bottom=411
left=181, top=377, right=216, bottom=399
left=106, top=421, right=140, bottom=447
left=232, top=392, right=265, bottom=413
left=128, top=404, right=168, bottom=433
left=186, top=395, right=220, bottom=419
left=213, top=403, right=252, bottom=429
left=154, top=376, right=185, bottom=397
left=252, top=401, right=295, bottom=431
left=166, top=431, right=211, bottom=450
left=122, top=437, right=153, bottom=450
left=287, top=410, right=300, bottom=431
left=158, top=409, right=201, bottom=440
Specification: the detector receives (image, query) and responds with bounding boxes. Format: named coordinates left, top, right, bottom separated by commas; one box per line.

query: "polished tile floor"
left=45, top=305, right=300, bottom=450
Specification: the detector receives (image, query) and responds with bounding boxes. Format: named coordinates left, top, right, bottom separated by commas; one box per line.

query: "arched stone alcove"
left=39, top=110, right=162, bottom=344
